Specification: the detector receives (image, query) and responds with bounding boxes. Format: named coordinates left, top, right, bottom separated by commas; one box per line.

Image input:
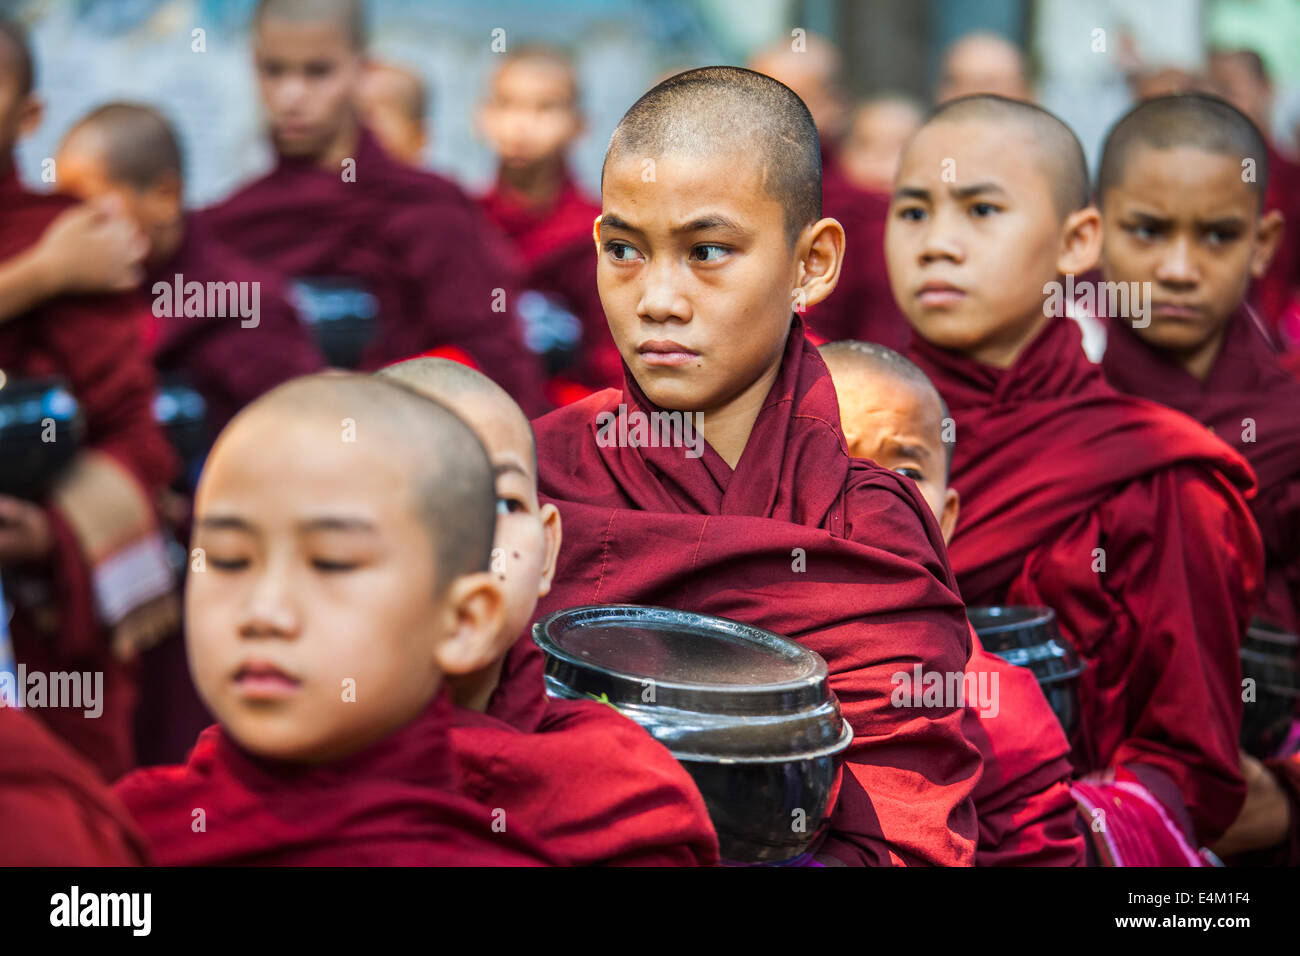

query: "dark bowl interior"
left=290, top=278, right=379, bottom=370
left=1240, top=619, right=1300, bottom=759
left=967, top=605, right=1084, bottom=738
left=0, top=374, right=85, bottom=499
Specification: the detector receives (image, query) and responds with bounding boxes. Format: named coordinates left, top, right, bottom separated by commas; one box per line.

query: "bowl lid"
left=534, top=604, right=849, bottom=761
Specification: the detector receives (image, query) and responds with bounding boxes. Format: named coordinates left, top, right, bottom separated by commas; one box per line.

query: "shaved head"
left=605, top=66, right=821, bottom=245
left=494, top=43, right=578, bottom=106
left=929, top=94, right=1089, bottom=217
left=937, top=31, right=1030, bottom=104
left=62, top=102, right=182, bottom=190
left=820, top=339, right=952, bottom=468
left=0, top=15, right=33, bottom=96
left=254, top=0, right=366, bottom=49
left=749, top=33, right=844, bottom=140
left=227, top=373, right=496, bottom=587
left=361, top=62, right=426, bottom=123
left=1098, top=93, right=1269, bottom=206
left=377, top=358, right=535, bottom=470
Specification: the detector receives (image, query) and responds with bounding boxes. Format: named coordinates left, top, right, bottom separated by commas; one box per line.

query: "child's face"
left=254, top=17, right=362, bottom=158
left=887, top=119, right=1089, bottom=367
left=357, top=68, right=425, bottom=165
left=188, top=412, right=451, bottom=764
left=598, top=150, right=818, bottom=414
left=479, top=59, right=580, bottom=171
left=827, top=365, right=959, bottom=543
left=439, top=392, right=560, bottom=651
left=841, top=101, right=920, bottom=194
left=1100, top=144, right=1280, bottom=354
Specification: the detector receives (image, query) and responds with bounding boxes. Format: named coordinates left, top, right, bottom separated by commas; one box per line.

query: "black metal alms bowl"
left=1240, top=618, right=1300, bottom=759
left=967, top=605, right=1085, bottom=739
left=534, top=604, right=853, bottom=864
left=0, top=373, right=84, bottom=500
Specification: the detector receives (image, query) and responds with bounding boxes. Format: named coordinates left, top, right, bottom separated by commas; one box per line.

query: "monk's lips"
left=534, top=603, right=852, bottom=865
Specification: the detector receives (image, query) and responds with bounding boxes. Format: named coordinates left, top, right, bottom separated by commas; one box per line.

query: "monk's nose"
left=1154, top=235, right=1198, bottom=287
left=917, top=207, right=965, bottom=265
left=238, top=560, right=300, bottom=639
left=636, top=258, right=691, bottom=324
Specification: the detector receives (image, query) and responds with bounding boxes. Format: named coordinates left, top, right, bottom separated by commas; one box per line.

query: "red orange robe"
left=451, top=698, right=719, bottom=866
left=0, top=707, right=149, bottom=865
left=530, top=317, right=982, bottom=866
left=201, top=128, right=546, bottom=414
left=0, top=165, right=178, bottom=781
left=114, top=692, right=556, bottom=865
left=910, top=316, right=1263, bottom=845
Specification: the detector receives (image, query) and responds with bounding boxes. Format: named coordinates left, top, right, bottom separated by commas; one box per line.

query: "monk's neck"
left=447, top=658, right=507, bottom=713
left=1173, top=325, right=1228, bottom=382
left=309, top=117, right=362, bottom=173
left=968, top=310, right=1052, bottom=369
left=697, top=359, right=783, bottom=469
left=499, top=158, right=566, bottom=207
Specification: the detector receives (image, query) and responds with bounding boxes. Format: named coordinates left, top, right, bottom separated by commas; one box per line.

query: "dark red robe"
left=114, top=691, right=556, bottom=865
left=0, top=165, right=177, bottom=781
left=530, top=317, right=983, bottom=866
left=964, top=630, right=1084, bottom=866
left=0, top=707, right=149, bottom=865
left=808, top=159, right=909, bottom=350
left=1102, top=308, right=1300, bottom=635
left=451, top=698, right=719, bottom=866
left=909, top=316, right=1263, bottom=844
left=1254, top=144, right=1300, bottom=348
left=478, top=171, right=620, bottom=393
left=148, top=214, right=325, bottom=435
left=200, top=128, right=546, bottom=415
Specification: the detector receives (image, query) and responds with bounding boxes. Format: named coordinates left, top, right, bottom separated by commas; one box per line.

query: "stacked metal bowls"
left=1240, top=618, right=1300, bottom=759
left=0, top=374, right=84, bottom=499
left=967, top=605, right=1085, bottom=737
left=534, top=604, right=853, bottom=864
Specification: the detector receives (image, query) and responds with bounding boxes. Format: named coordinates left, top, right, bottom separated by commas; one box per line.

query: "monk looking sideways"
left=531, top=67, right=982, bottom=866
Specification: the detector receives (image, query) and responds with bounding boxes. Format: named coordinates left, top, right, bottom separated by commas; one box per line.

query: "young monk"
left=0, top=707, right=149, bottom=865
left=56, top=102, right=325, bottom=439
left=378, top=357, right=718, bottom=866
left=1096, top=93, right=1299, bottom=863
left=356, top=61, right=427, bottom=166
left=934, top=32, right=1033, bottom=104
left=114, top=374, right=556, bottom=865
left=821, top=340, right=1084, bottom=866
left=530, top=66, right=983, bottom=867
left=0, top=15, right=177, bottom=780
left=202, top=0, right=544, bottom=413
left=838, top=95, right=923, bottom=198
left=476, top=45, right=617, bottom=394
left=890, top=93, right=1263, bottom=853
left=750, top=37, right=907, bottom=350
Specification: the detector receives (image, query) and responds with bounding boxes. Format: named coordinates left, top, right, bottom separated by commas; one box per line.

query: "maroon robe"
left=1254, top=144, right=1300, bottom=347
left=910, top=316, right=1263, bottom=844
left=1102, top=308, right=1300, bottom=635
left=115, top=691, right=555, bottom=865
left=451, top=697, right=719, bottom=866
left=148, top=214, right=325, bottom=435
left=809, top=158, right=909, bottom=350
left=0, top=165, right=177, bottom=780
left=0, top=707, right=149, bottom=865
left=201, top=128, right=546, bottom=414
left=965, top=630, right=1084, bottom=866
left=530, top=318, right=983, bottom=866
left=479, top=171, right=620, bottom=392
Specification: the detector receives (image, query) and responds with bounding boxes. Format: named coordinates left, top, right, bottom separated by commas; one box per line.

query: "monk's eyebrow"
left=196, top=515, right=254, bottom=532
left=1199, top=215, right=1247, bottom=231
left=674, top=214, right=747, bottom=235
left=494, top=462, right=532, bottom=480
left=895, top=186, right=931, bottom=202
left=949, top=182, right=1009, bottom=200
left=599, top=213, right=641, bottom=235
left=883, top=437, right=934, bottom=462
left=298, top=517, right=380, bottom=534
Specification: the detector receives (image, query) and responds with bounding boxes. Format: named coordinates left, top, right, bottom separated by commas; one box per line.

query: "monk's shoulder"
left=533, top=389, right=620, bottom=456
left=0, top=189, right=77, bottom=259
left=841, top=459, right=952, bottom=563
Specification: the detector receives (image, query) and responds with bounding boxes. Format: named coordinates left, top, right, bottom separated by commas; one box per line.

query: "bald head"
left=928, top=94, right=1089, bottom=218
left=494, top=43, right=578, bottom=106
left=1098, top=93, right=1269, bottom=207
left=360, top=63, right=426, bottom=124
left=377, top=358, right=535, bottom=471
left=749, top=34, right=844, bottom=139
left=62, top=102, right=182, bottom=191
left=606, top=66, right=821, bottom=245
left=937, top=32, right=1030, bottom=104
left=0, top=16, right=31, bottom=97
left=254, top=0, right=366, bottom=49
left=225, top=373, right=497, bottom=588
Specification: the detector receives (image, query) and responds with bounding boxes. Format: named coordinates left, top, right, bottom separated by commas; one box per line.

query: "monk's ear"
left=1249, top=209, right=1284, bottom=280
left=1057, top=205, right=1102, bottom=277
left=796, top=217, right=845, bottom=312
left=433, top=571, right=506, bottom=675
left=536, top=503, right=562, bottom=599
left=939, top=486, right=960, bottom=546
left=16, top=95, right=42, bottom=140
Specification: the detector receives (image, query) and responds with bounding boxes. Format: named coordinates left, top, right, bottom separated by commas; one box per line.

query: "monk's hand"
left=35, top=197, right=147, bottom=296
left=0, top=496, right=54, bottom=567
left=1209, top=753, right=1290, bottom=857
